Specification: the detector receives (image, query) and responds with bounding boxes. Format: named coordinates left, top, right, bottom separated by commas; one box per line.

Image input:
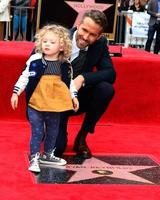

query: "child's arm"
left=72, top=97, right=79, bottom=112
left=70, top=80, right=79, bottom=112
left=13, top=62, right=30, bottom=96
left=11, top=93, right=18, bottom=110
left=70, top=79, right=78, bottom=98
left=68, top=63, right=79, bottom=112
left=10, top=61, right=30, bottom=110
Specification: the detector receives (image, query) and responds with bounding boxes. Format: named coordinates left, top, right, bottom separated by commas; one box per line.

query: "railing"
left=4, top=6, right=36, bottom=41
left=4, top=6, right=153, bottom=51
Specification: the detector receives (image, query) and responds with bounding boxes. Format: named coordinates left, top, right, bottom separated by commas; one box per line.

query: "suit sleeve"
left=81, top=36, right=116, bottom=86
left=147, top=0, right=157, bottom=17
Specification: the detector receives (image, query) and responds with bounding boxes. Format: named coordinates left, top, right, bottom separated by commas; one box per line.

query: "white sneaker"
left=40, top=149, right=67, bottom=166
left=28, top=152, right=41, bottom=172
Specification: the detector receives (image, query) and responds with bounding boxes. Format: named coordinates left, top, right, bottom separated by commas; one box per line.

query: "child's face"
left=41, top=31, right=63, bottom=59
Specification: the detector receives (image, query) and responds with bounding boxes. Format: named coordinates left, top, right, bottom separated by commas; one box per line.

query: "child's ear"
left=60, top=46, right=64, bottom=51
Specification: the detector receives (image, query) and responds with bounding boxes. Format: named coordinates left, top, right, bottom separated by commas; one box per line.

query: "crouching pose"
left=55, top=10, right=116, bottom=159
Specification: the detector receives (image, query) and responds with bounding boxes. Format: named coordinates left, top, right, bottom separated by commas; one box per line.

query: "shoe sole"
left=39, top=160, right=67, bottom=166
left=28, top=167, right=41, bottom=173
left=76, top=153, right=92, bottom=159
left=73, top=146, right=92, bottom=159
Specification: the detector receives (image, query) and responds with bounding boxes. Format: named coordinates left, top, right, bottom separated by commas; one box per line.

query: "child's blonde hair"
left=35, top=24, right=72, bottom=61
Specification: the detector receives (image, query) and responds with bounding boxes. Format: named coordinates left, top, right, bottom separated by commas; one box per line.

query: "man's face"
left=76, top=17, right=103, bottom=49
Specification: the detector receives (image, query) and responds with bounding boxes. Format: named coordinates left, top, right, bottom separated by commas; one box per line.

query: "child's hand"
left=11, top=93, right=18, bottom=110
left=72, top=97, right=79, bottom=112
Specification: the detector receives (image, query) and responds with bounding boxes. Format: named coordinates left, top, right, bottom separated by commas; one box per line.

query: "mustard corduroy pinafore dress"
left=28, top=60, right=73, bottom=112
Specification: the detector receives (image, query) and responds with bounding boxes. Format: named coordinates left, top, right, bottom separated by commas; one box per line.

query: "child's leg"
left=27, top=106, right=45, bottom=155
left=43, top=112, right=60, bottom=153
left=40, top=112, right=67, bottom=165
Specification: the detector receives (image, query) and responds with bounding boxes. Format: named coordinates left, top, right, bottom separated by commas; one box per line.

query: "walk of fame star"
left=65, top=157, right=155, bottom=183
left=34, top=155, right=160, bottom=184
left=65, top=0, right=113, bottom=26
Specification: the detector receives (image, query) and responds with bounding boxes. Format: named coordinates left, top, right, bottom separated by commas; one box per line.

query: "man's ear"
left=76, top=20, right=81, bottom=29
left=76, top=24, right=79, bottom=30
left=96, top=34, right=102, bottom=41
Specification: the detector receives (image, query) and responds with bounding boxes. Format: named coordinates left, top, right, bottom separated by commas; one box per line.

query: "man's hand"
left=73, top=75, right=85, bottom=91
left=11, top=93, right=18, bottom=110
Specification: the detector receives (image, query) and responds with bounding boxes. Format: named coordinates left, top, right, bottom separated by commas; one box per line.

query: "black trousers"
left=145, top=23, right=160, bottom=54
left=55, top=81, right=115, bottom=156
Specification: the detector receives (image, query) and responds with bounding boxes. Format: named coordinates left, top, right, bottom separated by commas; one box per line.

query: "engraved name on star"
left=65, top=157, right=155, bottom=184
left=65, top=0, right=113, bottom=26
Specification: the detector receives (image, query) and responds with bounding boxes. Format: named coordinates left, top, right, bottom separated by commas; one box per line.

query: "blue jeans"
left=13, top=14, right=27, bottom=33
left=27, top=107, right=60, bottom=156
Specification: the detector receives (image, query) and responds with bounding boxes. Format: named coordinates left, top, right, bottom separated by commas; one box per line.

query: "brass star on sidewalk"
left=65, top=0, right=113, bottom=26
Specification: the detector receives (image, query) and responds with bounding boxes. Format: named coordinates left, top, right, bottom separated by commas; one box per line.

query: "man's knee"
left=95, top=82, right=115, bottom=100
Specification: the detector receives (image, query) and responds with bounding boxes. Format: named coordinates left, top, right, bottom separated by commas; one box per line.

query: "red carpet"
left=1, top=41, right=160, bottom=199
left=1, top=41, right=160, bottom=124
left=1, top=121, right=160, bottom=199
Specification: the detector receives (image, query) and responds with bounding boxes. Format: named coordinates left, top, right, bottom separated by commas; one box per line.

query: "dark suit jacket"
left=70, top=28, right=116, bottom=86
left=147, top=0, right=159, bottom=26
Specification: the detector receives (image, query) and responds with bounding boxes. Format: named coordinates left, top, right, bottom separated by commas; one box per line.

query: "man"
left=145, top=0, right=160, bottom=54
left=55, top=10, right=116, bottom=159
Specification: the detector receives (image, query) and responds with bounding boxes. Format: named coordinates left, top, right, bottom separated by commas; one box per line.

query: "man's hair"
left=81, top=10, right=108, bottom=32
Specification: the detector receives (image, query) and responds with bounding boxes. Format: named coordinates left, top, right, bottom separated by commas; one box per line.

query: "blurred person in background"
left=12, top=0, right=30, bottom=41
left=129, top=0, right=145, bottom=11
left=0, top=0, right=11, bottom=40
left=118, top=0, right=130, bottom=11
left=145, top=0, right=160, bottom=54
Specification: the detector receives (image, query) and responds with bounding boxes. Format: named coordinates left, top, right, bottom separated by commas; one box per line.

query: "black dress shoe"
left=73, top=138, right=92, bottom=159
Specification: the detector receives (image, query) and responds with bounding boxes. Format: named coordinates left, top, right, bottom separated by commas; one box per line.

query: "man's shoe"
left=73, top=138, right=92, bottom=159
